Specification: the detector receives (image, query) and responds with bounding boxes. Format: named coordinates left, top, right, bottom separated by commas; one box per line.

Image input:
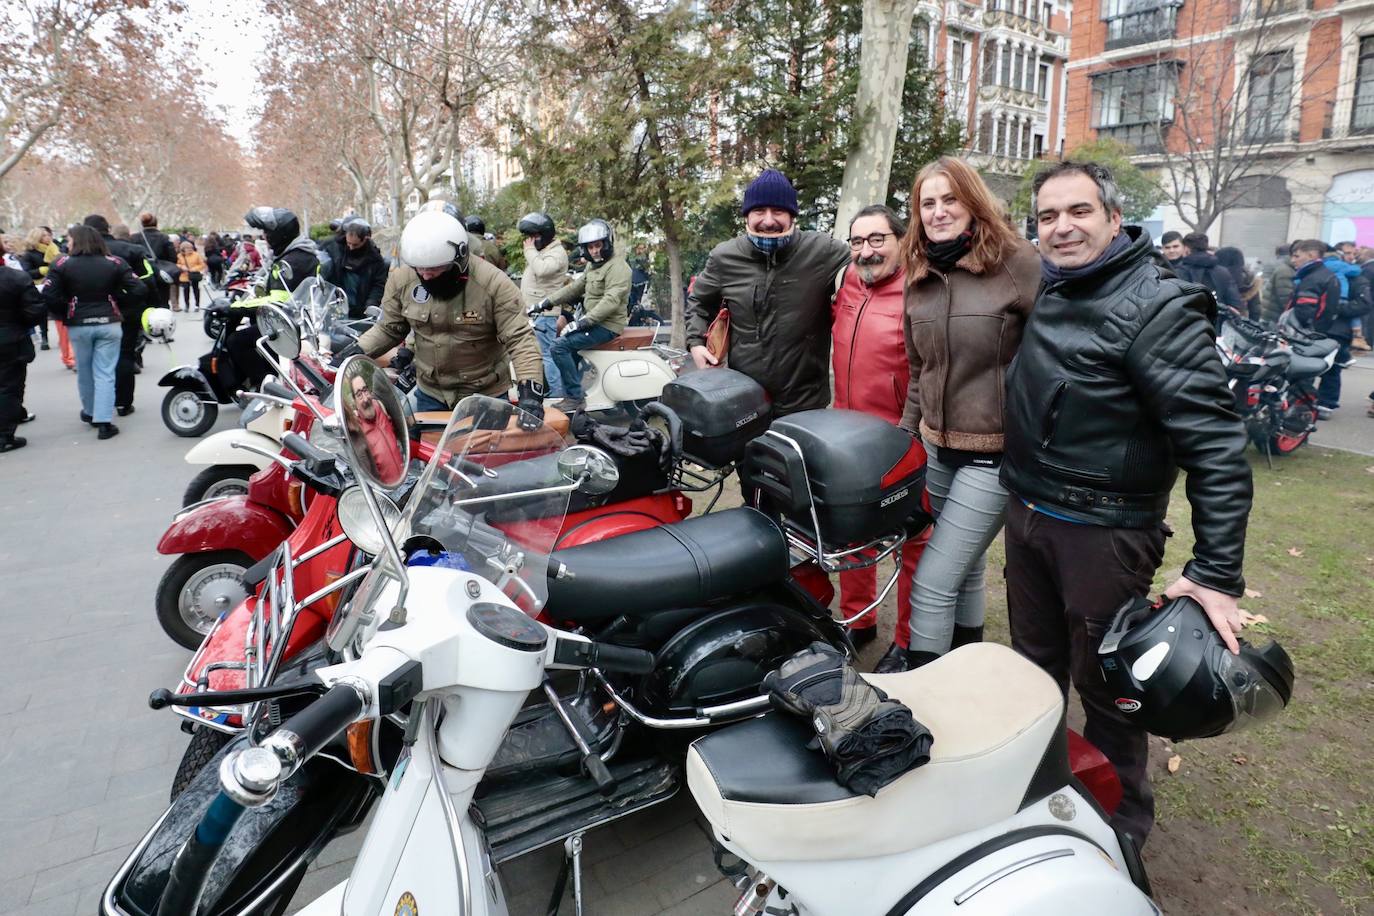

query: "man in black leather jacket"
left=1002, top=161, right=1253, bottom=846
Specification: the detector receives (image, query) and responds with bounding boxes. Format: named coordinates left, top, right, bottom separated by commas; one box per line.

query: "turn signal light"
left=346, top=720, right=378, bottom=775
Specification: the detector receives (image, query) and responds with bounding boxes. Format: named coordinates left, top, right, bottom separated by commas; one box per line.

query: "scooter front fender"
left=159, top=365, right=212, bottom=394
left=157, top=495, right=292, bottom=558
left=184, top=429, right=278, bottom=469
left=101, top=735, right=376, bottom=916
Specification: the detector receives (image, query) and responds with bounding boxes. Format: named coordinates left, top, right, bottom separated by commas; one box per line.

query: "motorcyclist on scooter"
left=225, top=207, right=320, bottom=390
left=348, top=209, right=547, bottom=429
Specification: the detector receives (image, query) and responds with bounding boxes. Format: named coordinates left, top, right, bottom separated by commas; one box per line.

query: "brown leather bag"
left=706, top=307, right=730, bottom=365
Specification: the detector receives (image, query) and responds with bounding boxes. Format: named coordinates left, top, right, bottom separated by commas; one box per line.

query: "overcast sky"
left=185, top=0, right=270, bottom=148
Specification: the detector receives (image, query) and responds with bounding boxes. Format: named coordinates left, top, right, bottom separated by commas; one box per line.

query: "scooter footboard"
left=102, top=735, right=376, bottom=916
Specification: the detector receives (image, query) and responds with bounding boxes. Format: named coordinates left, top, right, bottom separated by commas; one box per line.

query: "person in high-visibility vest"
left=225, top=207, right=320, bottom=389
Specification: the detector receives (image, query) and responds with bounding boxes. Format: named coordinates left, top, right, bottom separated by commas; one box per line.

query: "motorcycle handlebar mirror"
left=256, top=303, right=301, bottom=361
left=557, top=444, right=620, bottom=495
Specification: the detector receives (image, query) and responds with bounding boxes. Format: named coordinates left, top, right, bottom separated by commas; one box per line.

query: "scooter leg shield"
left=103, top=734, right=376, bottom=916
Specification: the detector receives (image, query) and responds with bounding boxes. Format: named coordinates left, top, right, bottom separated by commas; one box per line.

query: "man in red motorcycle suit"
left=831, top=204, right=930, bottom=656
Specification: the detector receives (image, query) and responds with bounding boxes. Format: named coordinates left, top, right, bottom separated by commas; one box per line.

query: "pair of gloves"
left=763, top=642, right=934, bottom=797
left=525, top=298, right=590, bottom=338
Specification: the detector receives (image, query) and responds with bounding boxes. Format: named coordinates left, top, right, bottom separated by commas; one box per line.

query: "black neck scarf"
left=926, top=227, right=975, bottom=271
left=1040, top=231, right=1132, bottom=285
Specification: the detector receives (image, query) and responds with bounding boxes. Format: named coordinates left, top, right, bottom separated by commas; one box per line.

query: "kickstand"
left=545, top=833, right=585, bottom=916
left=1263, top=434, right=1274, bottom=470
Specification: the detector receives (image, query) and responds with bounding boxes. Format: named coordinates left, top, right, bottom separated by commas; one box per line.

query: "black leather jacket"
left=1001, top=227, right=1252, bottom=596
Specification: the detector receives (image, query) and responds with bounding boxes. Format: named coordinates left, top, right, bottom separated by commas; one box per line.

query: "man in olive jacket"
left=1003, top=161, right=1253, bottom=846
left=356, top=213, right=543, bottom=413
left=544, top=219, right=629, bottom=411
left=685, top=169, right=851, bottom=416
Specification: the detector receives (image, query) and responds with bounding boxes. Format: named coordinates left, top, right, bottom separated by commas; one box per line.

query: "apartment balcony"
left=1233, top=0, right=1312, bottom=27
left=1096, top=122, right=1169, bottom=153
left=984, top=7, right=1054, bottom=38
left=978, top=84, right=1046, bottom=110
left=1103, top=5, right=1179, bottom=50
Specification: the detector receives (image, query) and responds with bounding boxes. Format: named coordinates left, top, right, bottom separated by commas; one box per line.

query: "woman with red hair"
left=880, top=157, right=1041, bottom=673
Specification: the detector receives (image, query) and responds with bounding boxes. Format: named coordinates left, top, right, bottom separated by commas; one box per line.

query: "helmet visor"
left=1218, top=648, right=1289, bottom=734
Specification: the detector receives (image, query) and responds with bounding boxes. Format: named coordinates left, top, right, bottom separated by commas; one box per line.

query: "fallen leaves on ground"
left=1245, top=588, right=1263, bottom=599
left=1167, top=754, right=1182, bottom=774
left=1287, top=547, right=1304, bottom=557
left=1240, top=610, right=1270, bottom=627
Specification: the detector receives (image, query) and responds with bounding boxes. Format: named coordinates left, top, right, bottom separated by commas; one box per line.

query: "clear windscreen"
left=397, top=396, right=574, bottom=611
left=287, top=276, right=348, bottom=345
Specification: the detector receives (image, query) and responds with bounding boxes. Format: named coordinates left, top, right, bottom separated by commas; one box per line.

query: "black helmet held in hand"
left=244, top=206, right=300, bottom=255
left=464, top=215, right=486, bottom=236
left=517, top=211, right=556, bottom=250
left=1098, top=595, right=1294, bottom=741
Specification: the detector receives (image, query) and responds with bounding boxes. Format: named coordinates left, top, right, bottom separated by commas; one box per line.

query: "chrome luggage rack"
left=177, top=534, right=369, bottom=735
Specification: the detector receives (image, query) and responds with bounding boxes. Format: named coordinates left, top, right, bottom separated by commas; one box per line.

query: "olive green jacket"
left=358, top=257, right=543, bottom=405
left=548, top=253, right=630, bottom=334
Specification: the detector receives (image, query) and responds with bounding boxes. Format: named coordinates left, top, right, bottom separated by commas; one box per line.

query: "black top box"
left=744, top=409, right=926, bottom=546
left=660, top=368, right=772, bottom=469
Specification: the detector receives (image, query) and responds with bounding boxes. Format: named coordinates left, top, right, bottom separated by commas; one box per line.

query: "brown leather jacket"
left=899, top=238, right=1041, bottom=452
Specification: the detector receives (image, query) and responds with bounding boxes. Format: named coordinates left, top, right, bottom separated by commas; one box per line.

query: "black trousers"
left=115, top=316, right=142, bottom=410
left=0, top=338, right=33, bottom=437
left=1003, top=498, right=1168, bottom=845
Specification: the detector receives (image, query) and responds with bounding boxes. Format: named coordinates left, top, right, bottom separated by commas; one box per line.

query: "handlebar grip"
left=282, top=431, right=330, bottom=463
left=588, top=642, right=655, bottom=674
left=274, top=682, right=365, bottom=761
left=261, top=380, right=295, bottom=401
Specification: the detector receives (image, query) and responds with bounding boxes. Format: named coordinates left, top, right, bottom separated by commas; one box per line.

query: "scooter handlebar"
left=261, top=380, right=296, bottom=401
left=267, top=682, right=366, bottom=766
left=282, top=431, right=332, bottom=464
left=552, top=637, right=655, bottom=674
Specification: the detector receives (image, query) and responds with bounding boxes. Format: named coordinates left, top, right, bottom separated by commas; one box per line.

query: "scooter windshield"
left=396, top=395, right=573, bottom=612
left=286, top=276, right=348, bottom=350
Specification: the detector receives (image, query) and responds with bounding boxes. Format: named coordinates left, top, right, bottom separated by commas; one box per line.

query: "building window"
left=1091, top=62, right=1179, bottom=151
left=1033, top=133, right=1045, bottom=158
left=982, top=41, right=997, bottom=86
left=1000, top=43, right=1013, bottom=87
left=1043, top=2, right=1053, bottom=23
left=1039, top=61, right=1051, bottom=100
left=1013, top=49, right=1025, bottom=91
left=978, top=111, right=995, bottom=153
left=1353, top=37, right=1374, bottom=134
left=1245, top=50, right=1293, bottom=141
left=1020, top=120, right=1032, bottom=158
left=1101, top=0, right=1178, bottom=50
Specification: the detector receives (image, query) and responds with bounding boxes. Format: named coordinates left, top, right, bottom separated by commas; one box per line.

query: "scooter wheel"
left=162, top=388, right=218, bottom=437
left=156, top=550, right=253, bottom=649
left=170, top=726, right=231, bottom=801
left=183, top=464, right=258, bottom=506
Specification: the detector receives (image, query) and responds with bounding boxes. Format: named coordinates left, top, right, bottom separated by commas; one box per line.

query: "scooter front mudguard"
left=184, top=429, right=278, bottom=469
left=101, top=735, right=376, bottom=916
left=156, top=495, right=293, bottom=558
left=158, top=365, right=214, bottom=397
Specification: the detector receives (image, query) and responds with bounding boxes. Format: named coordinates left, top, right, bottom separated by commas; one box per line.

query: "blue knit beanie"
left=741, top=169, right=799, bottom=217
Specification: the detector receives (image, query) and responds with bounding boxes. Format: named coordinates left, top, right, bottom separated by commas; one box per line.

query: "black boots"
left=951, top=624, right=984, bottom=649
left=873, top=625, right=985, bottom=674
left=97, top=423, right=119, bottom=440
left=0, top=435, right=25, bottom=452
left=846, top=625, right=879, bottom=649
left=873, top=643, right=909, bottom=673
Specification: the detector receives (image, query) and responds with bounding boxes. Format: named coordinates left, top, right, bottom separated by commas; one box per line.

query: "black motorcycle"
left=103, top=385, right=929, bottom=916
left=1216, top=315, right=1338, bottom=462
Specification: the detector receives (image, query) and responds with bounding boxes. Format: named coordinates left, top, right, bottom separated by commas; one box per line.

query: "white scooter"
left=574, top=321, right=687, bottom=413
left=178, top=380, right=294, bottom=505
left=126, top=364, right=1156, bottom=916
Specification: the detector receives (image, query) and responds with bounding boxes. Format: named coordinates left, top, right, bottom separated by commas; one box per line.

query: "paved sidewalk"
left=0, top=328, right=743, bottom=915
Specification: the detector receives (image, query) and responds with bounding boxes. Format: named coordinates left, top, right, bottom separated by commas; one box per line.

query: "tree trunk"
left=664, top=221, right=687, bottom=350
left=833, top=0, right=918, bottom=237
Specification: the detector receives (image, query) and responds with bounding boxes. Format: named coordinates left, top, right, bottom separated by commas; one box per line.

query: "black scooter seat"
left=1286, top=353, right=1330, bottom=380
left=545, top=508, right=790, bottom=621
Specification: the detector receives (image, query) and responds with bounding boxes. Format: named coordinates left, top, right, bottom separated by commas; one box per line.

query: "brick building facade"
left=1063, top=0, right=1374, bottom=254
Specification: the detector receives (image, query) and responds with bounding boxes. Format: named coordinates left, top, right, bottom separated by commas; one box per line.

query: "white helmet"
left=141, top=307, right=176, bottom=342
left=400, top=210, right=469, bottom=272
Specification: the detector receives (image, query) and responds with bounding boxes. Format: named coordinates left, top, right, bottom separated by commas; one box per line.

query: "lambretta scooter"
left=102, top=377, right=1153, bottom=916
left=575, top=320, right=687, bottom=414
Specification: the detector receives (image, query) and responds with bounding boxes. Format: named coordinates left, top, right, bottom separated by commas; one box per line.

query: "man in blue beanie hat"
left=685, top=168, right=850, bottom=416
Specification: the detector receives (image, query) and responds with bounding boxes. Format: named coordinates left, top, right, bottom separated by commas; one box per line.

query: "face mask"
left=419, top=266, right=466, bottom=300
left=748, top=232, right=795, bottom=256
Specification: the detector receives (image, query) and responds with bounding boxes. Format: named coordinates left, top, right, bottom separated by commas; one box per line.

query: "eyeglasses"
left=847, top=232, right=894, bottom=251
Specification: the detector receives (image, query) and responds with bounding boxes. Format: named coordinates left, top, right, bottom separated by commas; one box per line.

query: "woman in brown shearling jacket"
left=878, top=156, right=1042, bottom=674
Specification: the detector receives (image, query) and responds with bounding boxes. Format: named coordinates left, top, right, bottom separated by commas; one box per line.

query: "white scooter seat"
left=686, top=643, right=1064, bottom=861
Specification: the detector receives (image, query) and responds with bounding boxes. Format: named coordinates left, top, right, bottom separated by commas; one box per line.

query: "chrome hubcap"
left=172, top=391, right=205, bottom=426
left=180, top=562, right=249, bottom=634
left=201, top=477, right=250, bottom=500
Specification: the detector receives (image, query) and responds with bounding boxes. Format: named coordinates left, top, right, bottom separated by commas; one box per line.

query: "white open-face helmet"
left=400, top=210, right=469, bottom=272
left=142, top=307, right=176, bottom=342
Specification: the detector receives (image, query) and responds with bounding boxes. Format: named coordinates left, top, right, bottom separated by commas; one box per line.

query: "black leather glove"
left=390, top=346, right=414, bottom=372
left=516, top=379, right=547, bottom=431
left=526, top=297, right=551, bottom=318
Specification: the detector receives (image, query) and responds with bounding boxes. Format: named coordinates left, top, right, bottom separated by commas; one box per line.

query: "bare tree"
left=1139, top=0, right=1355, bottom=232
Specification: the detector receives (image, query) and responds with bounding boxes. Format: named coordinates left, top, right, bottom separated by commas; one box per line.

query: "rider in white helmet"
left=352, top=209, right=546, bottom=427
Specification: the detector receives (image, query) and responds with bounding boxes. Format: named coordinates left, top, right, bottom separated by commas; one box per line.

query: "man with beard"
left=830, top=204, right=929, bottom=649
left=685, top=169, right=851, bottom=416
left=353, top=209, right=546, bottom=428
left=348, top=372, right=404, bottom=483
left=320, top=218, right=388, bottom=318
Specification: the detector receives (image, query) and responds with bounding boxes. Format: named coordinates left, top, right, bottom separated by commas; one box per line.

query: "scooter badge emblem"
left=1115, top=698, right=1143, bottom=713
left=394, top=891, right=418, bottom=916
left=466, top=580, right=482, bottom=599
left=411, top=285, right=431, bottom=303
left=1048, top=792, right=1076, bottom=821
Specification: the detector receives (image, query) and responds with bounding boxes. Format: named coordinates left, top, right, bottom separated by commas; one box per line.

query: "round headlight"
left=337, top=487, right=402, bottom=556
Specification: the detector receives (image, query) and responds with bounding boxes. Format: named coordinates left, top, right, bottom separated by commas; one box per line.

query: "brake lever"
left=149, top=681, right=326, bottom=710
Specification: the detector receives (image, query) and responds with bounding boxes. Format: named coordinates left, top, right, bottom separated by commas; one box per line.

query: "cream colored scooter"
left=179, top=380, right=295, bottom=506
left=575, top=321, right=687, bottom=413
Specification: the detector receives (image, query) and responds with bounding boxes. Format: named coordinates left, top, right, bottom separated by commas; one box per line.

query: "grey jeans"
left=907, top=444, right=1009, bottom=653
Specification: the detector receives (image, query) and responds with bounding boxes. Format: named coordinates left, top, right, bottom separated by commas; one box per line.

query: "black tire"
left=183, top=464, right=258, bottom=506
left=156, top=550, right=254, bottom=649
left=170, top=726, right=231, bottom=801
left=162, top=387, right=218, bottom=437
